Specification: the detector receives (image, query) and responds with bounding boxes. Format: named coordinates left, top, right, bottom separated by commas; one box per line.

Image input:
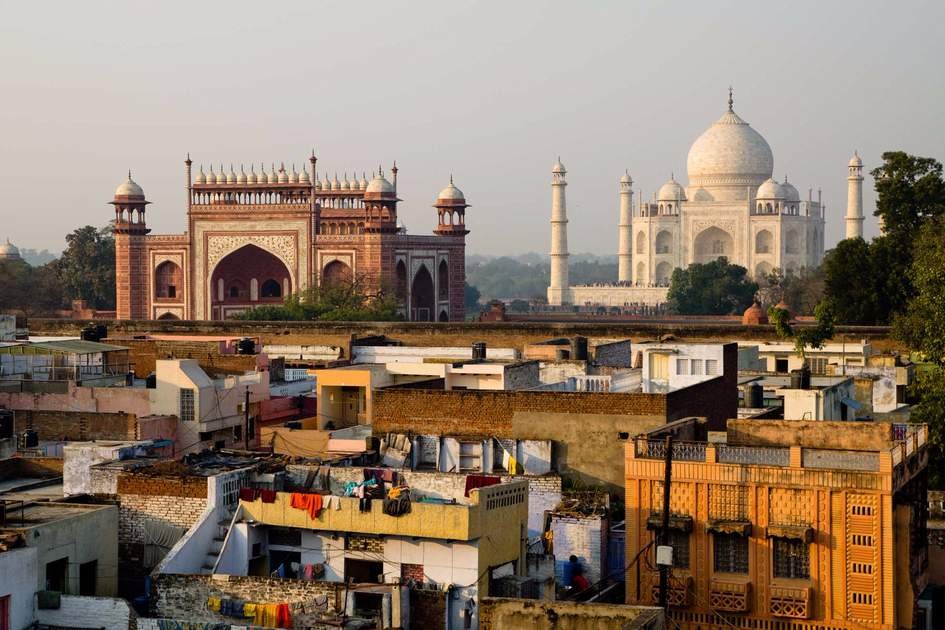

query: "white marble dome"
left=687, top=108, right=774, bottom=188
left=115, top=174, right=144, bottom=197
left=781, top=178, right=800, bottom=202
left=849, top=151, right=863, bottom=167
left=437, top=180, right=465, bottom=202
left=756, top=178, right=785, bottom=199
left=0, top=240, right=20, bottom=259
left=365, top=173, right=395, bottom=194
left=657, top=176, right=686, bottom=201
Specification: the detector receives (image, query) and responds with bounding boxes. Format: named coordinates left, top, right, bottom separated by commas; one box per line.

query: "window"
left=656, top=530, right=690, bottom=569
left=713, top=533, right=749, bottom=574
left=773, top=538, right=809, bottom=579
left=705, top=359, right=718, bottom=375
left=179, top=389, right=195, bottom=422
left=851, top=505, right=874, bottom=516
left=852, top=534, right=874, bottom=546
left=852, top=592, right=874, bottom=605
left=691, top=359, right=704, bottom=375
left=79, top=560, right=97, bottom=596
left=775, top=358, right=789, bottom=373
left=46, top=557, right=69, bottom=593
left=852, top=562, right=873, bottom=574
left=712, top=240, right=725, bottom=254
left=229, top=285, right=240, bottom=298
left=676, top=359, right=689, bottom=375
left=808, top=357, right=828, bottom=374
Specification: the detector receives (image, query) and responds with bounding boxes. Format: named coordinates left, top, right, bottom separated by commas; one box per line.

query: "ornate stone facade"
left=113, top=156, right=468, bottom=321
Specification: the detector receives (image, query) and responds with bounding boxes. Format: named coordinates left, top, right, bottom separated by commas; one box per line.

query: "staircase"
left=199, top=509, right=235, bottom=575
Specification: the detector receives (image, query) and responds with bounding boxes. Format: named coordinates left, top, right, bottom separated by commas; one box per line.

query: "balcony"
left=651, top=575, right=692, bottom=607
left=237, top=482, right=528, bottom=542
left=709, top=578, right=751, bottom=612
left=769, top=584, right=811, bottom=619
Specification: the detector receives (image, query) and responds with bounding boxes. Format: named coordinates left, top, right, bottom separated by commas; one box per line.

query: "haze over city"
left=3, top=0, right=944, bottom=255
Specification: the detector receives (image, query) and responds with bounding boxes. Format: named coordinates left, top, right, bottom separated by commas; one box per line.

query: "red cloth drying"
left=259, top=489, right=277, bottom=503
left=464, top=474, right=500, bottom=497
left=276, top=602, right=292, bottom=628
left=239, top=487, right=259, bottom=501
left=290, top=492, right=323, bottom=519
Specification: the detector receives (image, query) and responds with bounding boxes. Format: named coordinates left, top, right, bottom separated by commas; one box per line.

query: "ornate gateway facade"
left=112, top=155, right=469, bottom=321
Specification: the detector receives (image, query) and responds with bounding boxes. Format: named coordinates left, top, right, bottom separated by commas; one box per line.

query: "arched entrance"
left=411, top=265, right=434, bottom=322
left=693, top=226, right=734, bottom=264
left=755, top=261, right=773, bottom=278
left=154, top=261, right=183, bottom=300
left=438, top=260, right=449, bottom=301
left=157, top=312, right=180, bottom=321
left=322, top=260, right=353, bottom=288
left=210, top=244, right=291, bottom=319
left=655, top=262, right=673, bottom=286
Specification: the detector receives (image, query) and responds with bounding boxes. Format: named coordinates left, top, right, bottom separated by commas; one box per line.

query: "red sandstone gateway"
left=113, top=155, right=468, bottom=322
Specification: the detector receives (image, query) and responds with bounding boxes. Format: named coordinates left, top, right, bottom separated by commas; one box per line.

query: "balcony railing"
left=769, top=585, right=811, bottom=619
left=635, top=439, right=706, bottom=462
left=709, top=578, right=751, bottom=612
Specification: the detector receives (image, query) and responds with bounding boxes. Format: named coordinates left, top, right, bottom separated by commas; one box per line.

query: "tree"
left=894, top=219, right=945, bottom=365
left=667, top=258, right=758, bottom=315
left=819, top=153, right=945, bottom=325
left=464, top=282, right=481, bottom=311
left=768, top=301, right=835, bottom=361
left=821, top=238, right=879, bottom=324
left=872, top=151, right=945, bottom=246
left=55, top=225, right=115, bottom=310
left=0, top=258, right=65, bottom=316
left=231, top=277, right=402, bottom=322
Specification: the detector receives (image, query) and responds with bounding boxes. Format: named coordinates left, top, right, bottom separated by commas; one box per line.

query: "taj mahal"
left=547, top=91, right=866, bottom=307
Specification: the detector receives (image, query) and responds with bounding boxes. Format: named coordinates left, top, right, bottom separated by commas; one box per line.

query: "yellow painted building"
left=237, top=479, right=529, bottom=597
left=625, top=420, right=928, bottom=630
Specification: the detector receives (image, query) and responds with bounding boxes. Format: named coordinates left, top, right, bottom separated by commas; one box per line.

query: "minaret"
left=618, top=171, right=634, bottom=283
left=845, top=151, right=864, bottom=239
left=112, top=172, right=151, bottom=320
left=548, top=158, right=570, bottom=305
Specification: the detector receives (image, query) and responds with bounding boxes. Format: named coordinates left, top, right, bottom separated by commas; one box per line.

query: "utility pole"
left=657, top=435, right=674, bottom=608
left=244, top=386, right=250, bottom=450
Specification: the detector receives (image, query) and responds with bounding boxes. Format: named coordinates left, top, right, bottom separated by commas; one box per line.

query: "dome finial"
left=127, top=169, right=132, bottom=180
left=450, top=173, right=454, bottom=185
left=728, top=86, right=734, bottom=112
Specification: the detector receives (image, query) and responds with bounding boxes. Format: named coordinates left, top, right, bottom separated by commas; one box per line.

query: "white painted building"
left=638, top=343, right=728, bottom=393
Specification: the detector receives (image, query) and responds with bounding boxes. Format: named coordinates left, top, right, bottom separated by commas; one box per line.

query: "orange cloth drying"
left=290, top=492, right=323, bottom=519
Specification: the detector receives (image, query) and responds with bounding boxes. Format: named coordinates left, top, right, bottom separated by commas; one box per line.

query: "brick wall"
left=152, top=574, right=344, bottom=625
left=13, top=410, right=138, bottom=442
left=36, top=595, right=137, bottom=630
left=117, top=474, right=208, bottom=499
left=410, top=588, right=446, bottom=630
left=373, top=389, right=668, bottom=437
left=118, top=339, right=258, bottom=377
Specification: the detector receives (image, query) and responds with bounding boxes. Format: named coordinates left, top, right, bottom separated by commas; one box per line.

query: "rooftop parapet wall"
left=28, top=318, right=900, bottom=353
left=726, top=418, right=897, bottom=450
left=629, top=423, right=927, bottom=492
left=238, top=481, right=528, bottom=542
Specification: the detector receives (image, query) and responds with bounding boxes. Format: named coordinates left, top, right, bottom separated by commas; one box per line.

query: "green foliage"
left=55, top=225, right=116, bottom=310
left=463, top=282, right=481, bottom=311
left=894, top=219, right=945, bottom=366
left=823, top=152, right=945, bottom=325
left=231, top=279, right=403, bottom=322
left=507, top=299, right=530, bottom=313
left=821, top=237, right=880, bottom=324
left=0, top=258, right=65, bottom=316
left=768, top=301, right=836, bottom=359
left=466, top=257, right=617, bottom=301
left=872, top=151, right=945, bottom=245
left=667, top=258, right=758, bottom=315
left=909, top=368, right=945, bottom=488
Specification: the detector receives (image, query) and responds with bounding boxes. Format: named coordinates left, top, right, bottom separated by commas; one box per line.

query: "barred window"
left=179, top=389, right=195, bottom=422
left=705, top=359, right=719, bottom=375
left=713, top=533, right=749, bottom=574
left=809, top=357, right=828, bottom=374
left=773, top=538, right=809, bottom=579
left=654, top=530, right=690, bottom=569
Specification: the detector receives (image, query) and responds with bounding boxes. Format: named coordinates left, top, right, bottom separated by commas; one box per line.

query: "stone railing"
left=769, top=585, right=811, bottom=619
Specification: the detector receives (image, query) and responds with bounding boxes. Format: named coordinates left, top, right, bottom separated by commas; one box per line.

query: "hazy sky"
left=2, top=1, right=944, bottom=256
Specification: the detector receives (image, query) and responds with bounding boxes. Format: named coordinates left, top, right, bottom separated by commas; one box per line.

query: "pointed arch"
left=322, top=260, right=353, bottom=287
left=411, top=265, right=435, bottom=322
left=693, top=226, right=734, bottom=264
left=636, top=231, right=647, bottom=255
left=755, top=229, right=773, bottom=254
left=655, top=230, right=673, bottom=255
